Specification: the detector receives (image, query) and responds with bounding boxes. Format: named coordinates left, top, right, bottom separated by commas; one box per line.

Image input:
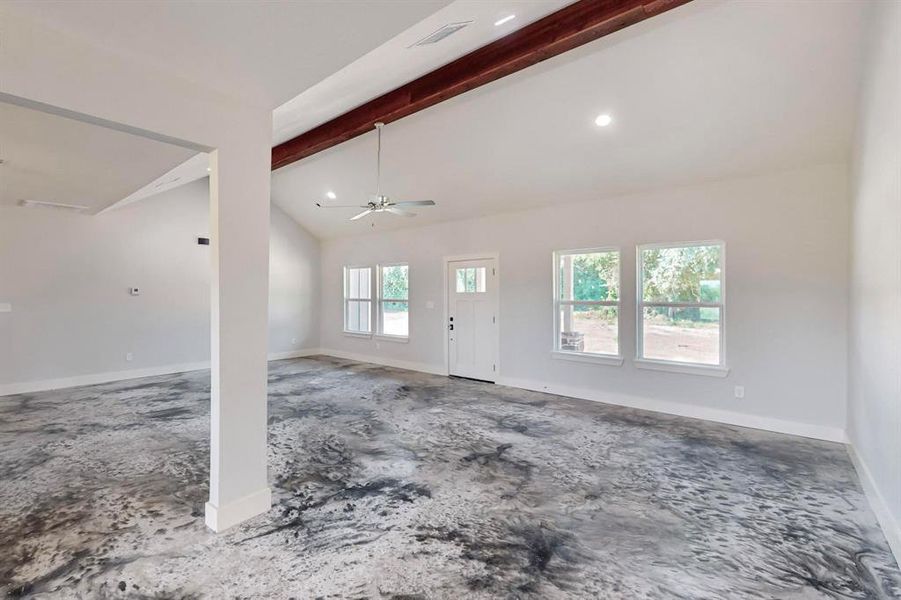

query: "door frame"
left=443, top=252, right=500, bottom=379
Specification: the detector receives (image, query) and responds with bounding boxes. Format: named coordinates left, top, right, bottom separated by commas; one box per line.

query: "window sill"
left=375, top=334, right=409, bottom=343
left=551, top=351, right=624, bottom=366
left=633, top=358, right=730, bottom=378
left=343, top=331, right=372, bottom=339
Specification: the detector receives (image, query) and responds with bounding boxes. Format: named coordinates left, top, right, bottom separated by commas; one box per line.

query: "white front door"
left=448, top=258, right=498, bottom=382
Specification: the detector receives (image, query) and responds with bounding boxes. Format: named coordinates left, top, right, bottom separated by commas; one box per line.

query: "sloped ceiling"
left=271, top=0, right=867, bottom=239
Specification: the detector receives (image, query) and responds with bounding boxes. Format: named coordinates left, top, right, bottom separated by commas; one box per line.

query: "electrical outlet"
left=375, top=342, right=381, bottom=350
left=734, top=385, right=745, bottom=399
left=291, top=337, right=298, bottom=345
left=126, top=352, right=134, bottom=362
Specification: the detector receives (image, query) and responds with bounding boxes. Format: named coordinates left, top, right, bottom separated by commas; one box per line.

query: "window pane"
left=641, top=245, right=721, bottom=303
left=348, top=268, right=360, bottom=298
left=381, top=301, right=408, bottom=336
left=358, top=268, right=371, bottom=300
left=456, top=268, right=466, bottom=293
left=558, top=251, right=619, bottom=302
left=559, top=305, right=618, bottom=355
left=347, top=267, right=372, bottom=300
left=347, top=300, right=359, bottom=331
left=381, top=265, right=408, bottom=299
left=346, top=300, right=371, bottom=332
left=642, top=306, right=720, bottom=364
left=360, top=300, right=370, bottom=331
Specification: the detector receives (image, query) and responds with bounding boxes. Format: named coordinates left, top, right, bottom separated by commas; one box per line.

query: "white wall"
left=847, top=0, right=901, bottom=560
left=1, top=3, right=277, bottom=528
left=0, top=179, right=320, bottom=393
left=321, top=164, right=850, bottom=441
left=269, top=197, right=321, bottom=356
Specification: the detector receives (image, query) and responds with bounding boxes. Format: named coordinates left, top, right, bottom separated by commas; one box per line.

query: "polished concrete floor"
left=1, top=356, right=899, bottom=599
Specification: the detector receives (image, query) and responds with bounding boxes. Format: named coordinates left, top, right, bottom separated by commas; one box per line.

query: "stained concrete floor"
left=1, top=356, right=899, bottom=598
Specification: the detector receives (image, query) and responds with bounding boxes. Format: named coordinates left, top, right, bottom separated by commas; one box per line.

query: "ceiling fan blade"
left=386, top=207, right=416, bottom=217
left=350, top=209, right=373, bottom=221
left=316, top=202, right=369, bottom=208
left=392, top=200, right=435, bottom=207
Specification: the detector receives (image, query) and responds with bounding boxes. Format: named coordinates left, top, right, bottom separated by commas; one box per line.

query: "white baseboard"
left=847, top=443, right=901, bottom=564
left=495, top=376, right=848, bottom=443
left=0, top=349, right=320, bottom=397
left=268, top=348, right=321, bottom=361
left=310, top=353, right=845, bottom=443
left=3, top=349, right=845, bottom=444
left=0, top=361, right=212, bottom=397
left=205, top=486, right=272, bottom=533
left=318, top=348, right=447, bottom=376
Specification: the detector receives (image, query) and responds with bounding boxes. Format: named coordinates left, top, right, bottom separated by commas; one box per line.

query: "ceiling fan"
left=315, top=122, right=436, bottom=221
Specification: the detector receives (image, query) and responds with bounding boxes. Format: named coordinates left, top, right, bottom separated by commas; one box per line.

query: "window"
left=638, top=241, right=724, bottom=367
left=553, top=249, right=620, bottom=358
left=455, top=266, right=486, bottom=293
left=379, top=264, right=409, bottom=337
left=344, top=266, right=372, bottom=334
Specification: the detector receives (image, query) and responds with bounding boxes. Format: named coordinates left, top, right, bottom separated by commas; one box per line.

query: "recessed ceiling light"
left=494, top=14, right=516, bottom=26
left=595, top=114, right=613, bottom=127
left=326, top=191, right=337, bottom=200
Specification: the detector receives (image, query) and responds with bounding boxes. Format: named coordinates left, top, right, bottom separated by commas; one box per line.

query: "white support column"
left=563, top=255, right=574, bottom=333
left=205, top=141, right=272, bottom=532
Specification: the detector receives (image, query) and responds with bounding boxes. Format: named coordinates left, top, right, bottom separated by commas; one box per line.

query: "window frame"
left=343, top=265, right=373, bottom=337
left=377, top=262, right=410, bottom=341
left=551, top=247, right=623, bottom=366
left=635, top=240, right=728, bottom=376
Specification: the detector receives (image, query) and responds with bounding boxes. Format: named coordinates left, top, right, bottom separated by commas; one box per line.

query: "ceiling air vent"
left=409, top=21, right=472, bottom=48
left=18, top=199, right=89, bottom=212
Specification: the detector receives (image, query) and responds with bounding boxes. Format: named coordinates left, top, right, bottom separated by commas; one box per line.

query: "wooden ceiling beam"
left=272, top=0, right=691, bottom=171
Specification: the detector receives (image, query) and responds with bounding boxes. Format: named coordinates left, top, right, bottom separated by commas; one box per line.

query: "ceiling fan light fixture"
left=313, top=122, right=436, bottom=222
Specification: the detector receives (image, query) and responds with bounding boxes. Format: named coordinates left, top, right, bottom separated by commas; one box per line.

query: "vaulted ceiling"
left=4, top=0, right=871, bottom=237
left=271, top=0, right=868, bottom=239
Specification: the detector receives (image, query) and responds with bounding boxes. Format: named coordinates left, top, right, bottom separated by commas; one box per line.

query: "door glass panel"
left=456, top=268, right=466, bottom=293
left=465, top=268, right=476, bottom=292
left=474, top=267, right=486, bottom=292
left=455, top=267, right=487, bottom=293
